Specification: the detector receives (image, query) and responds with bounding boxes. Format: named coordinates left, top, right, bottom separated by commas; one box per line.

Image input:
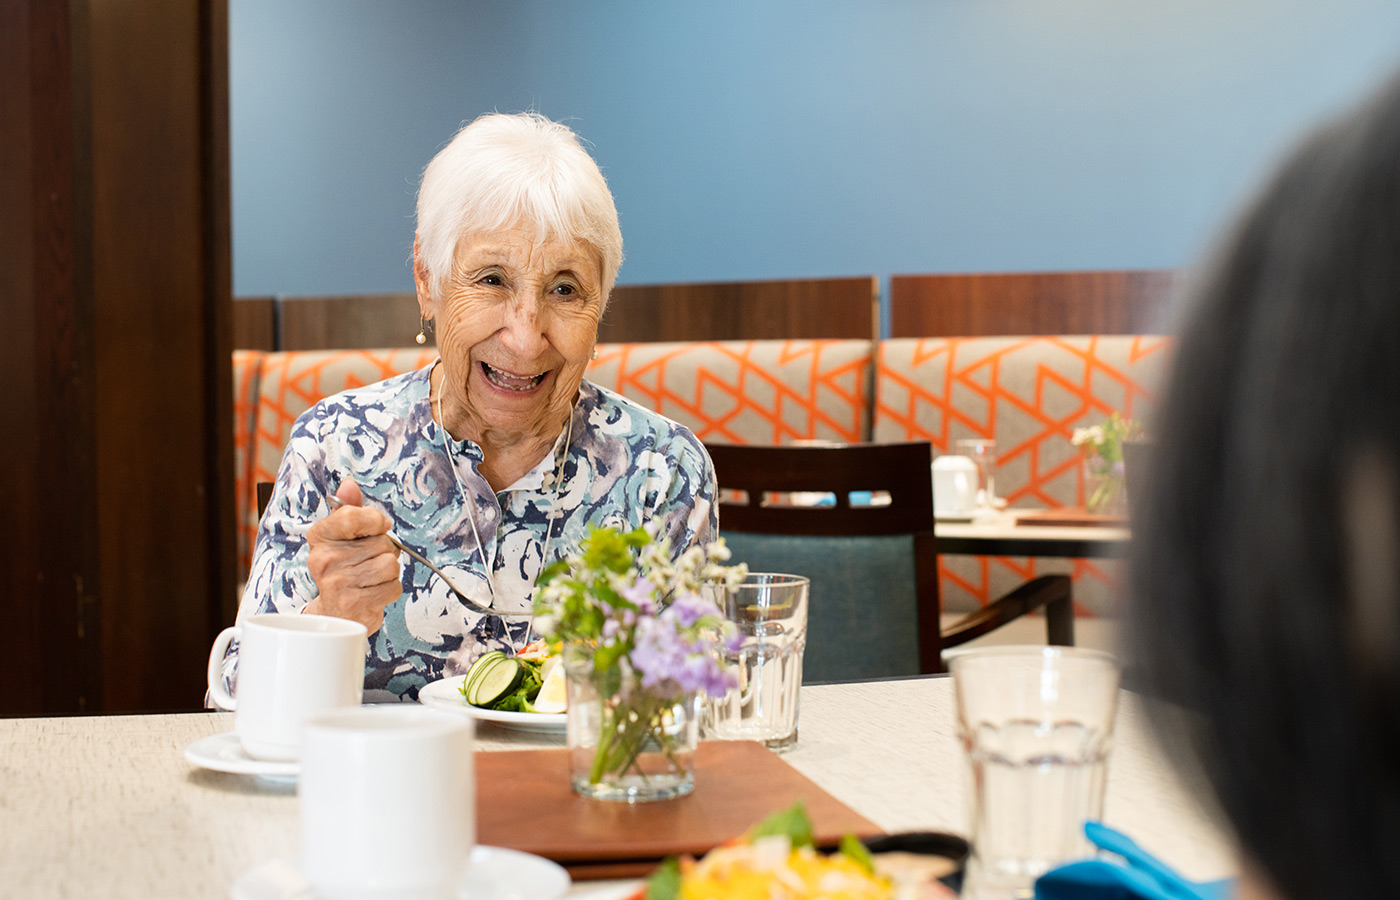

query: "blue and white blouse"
left=228, top=365, right=716, bottom=702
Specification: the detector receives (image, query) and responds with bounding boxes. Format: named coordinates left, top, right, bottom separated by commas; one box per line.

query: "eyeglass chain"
left=432, top=362, right=572, bottom=651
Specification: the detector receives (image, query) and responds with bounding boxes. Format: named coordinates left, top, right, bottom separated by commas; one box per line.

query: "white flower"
left=1072, top=425, right=1106, bottom=447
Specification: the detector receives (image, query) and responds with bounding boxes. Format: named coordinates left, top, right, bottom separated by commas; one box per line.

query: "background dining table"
left=934, top=510, right=1131, bottom=558
left=0, top=676, right=1235, bottom=899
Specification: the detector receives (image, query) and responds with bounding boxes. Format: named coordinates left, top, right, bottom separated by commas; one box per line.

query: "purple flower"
left=619, top=577, right=656, bottom=609
left=667, top=590, right=720, bottom=628
left=629, top=616, right=734, bottom=698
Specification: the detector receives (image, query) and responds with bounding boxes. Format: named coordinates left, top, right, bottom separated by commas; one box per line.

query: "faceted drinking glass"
left=952, top=646, right=1121, bottom=900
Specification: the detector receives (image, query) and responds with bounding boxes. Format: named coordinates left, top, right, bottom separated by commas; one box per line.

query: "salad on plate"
left=631, top=803, right=958, bottom=900
left=459, top=640, right=567, bottom=714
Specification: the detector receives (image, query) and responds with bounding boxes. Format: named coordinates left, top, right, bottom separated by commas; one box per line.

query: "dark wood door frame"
left=0, top=0, right=234, bottom=715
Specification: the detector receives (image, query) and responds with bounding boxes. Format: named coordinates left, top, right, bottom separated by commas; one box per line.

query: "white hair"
left=416, top=112, right=623, bottom=303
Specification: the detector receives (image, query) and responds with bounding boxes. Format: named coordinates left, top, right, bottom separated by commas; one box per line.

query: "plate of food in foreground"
left=417, top=642, right=568, bottom=733
left=627, top=803, right=964, bottom=900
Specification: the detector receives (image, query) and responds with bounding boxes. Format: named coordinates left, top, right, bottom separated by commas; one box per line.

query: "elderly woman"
left=230, top=113, right=715, bottom=701
left=1131, top=71, right=1400, bottom=900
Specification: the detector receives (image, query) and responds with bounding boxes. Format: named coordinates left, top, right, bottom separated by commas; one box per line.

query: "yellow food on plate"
left=631, top=802, right=959, bottom=900
left=679, top=836, right=893, bottom=900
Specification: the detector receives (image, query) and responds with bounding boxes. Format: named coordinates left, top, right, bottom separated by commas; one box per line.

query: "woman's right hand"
left=304, top=480, right=401, bottom=634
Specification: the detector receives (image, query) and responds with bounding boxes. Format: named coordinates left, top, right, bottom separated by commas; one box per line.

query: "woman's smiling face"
left=418, top=222, right=604, bottom=446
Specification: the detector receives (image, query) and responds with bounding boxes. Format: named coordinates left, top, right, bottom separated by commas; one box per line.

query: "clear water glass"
left=954, top=438, right=999, bottom=508
left=704, top=573, right=809, bottom=751
left=952, top=646, right=1121, bottom=900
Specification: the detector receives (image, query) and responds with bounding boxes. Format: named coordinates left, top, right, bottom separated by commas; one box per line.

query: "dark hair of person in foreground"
left=1129, top=71, right=1400, bottom=900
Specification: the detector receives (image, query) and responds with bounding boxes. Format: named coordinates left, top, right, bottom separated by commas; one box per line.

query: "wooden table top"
left=935, top=509, right=1131, bottom=558
left=0, top=677, right=1233, bottom=899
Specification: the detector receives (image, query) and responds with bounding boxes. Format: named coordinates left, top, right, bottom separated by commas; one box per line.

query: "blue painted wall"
left=230, top=0, right=1400, bottom=300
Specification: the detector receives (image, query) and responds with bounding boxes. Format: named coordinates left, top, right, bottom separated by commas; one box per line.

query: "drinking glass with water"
left=952, top=646, right=1121, bottom=900
left=703, top=573, right=809, bottom=751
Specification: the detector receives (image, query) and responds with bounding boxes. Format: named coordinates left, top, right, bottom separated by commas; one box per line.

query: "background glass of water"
left=954, top=438, right=999, bottom=509
left=704, top=573, right=809, bottom=751
left=951, top=646, right=1121, bottom=900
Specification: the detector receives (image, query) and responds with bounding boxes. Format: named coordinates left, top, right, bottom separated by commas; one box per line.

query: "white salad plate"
left=231, top=845, right=570, bottom=900
left=184, top=731, right=299, bottom=779
left=417, top=675, right=567, bottom=733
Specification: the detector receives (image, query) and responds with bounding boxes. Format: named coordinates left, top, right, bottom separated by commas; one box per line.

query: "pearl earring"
left=591, top=347, right=599, bottom=361
left=415, top=315, right=429, bottom=345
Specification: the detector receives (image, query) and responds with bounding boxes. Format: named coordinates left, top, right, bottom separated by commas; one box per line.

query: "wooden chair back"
left=707, top=441, right=1075, bottom=678
left=707, top=442, right=943, bottom=678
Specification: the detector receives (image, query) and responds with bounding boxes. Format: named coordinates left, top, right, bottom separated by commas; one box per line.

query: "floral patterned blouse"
left=225, top=365, right=716, bottom=701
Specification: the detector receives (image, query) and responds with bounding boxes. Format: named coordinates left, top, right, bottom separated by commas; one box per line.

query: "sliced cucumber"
left=461, top=651, right=506, bottom=702
left=466, top=656, right=524, bottom=708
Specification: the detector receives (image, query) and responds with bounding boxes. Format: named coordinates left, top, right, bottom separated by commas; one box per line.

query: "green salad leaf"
left=493, top=660, right=544, bottom=712
left=839, top=833, right=876, bottom=874
left=645, top=857, right=682, bottom=900
left=746, top=800, right=815, bottom=848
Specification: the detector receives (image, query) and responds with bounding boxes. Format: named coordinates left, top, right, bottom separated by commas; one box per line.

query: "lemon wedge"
left=532, top=656, right=567, bottom=714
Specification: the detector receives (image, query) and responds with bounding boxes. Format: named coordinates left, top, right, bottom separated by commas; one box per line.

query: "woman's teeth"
left=482, top=362, right=546, bottom=391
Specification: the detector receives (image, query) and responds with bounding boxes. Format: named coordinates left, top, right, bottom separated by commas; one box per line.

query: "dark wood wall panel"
left=239, top=277, right=878, bottom=350
left=232, top=296, right=276, bottom=351
left=0, top=0, right=101, bottom=715
left=278, top=292, right=427, bottom=350
left=90, top=0, right=233, bottom=712
left=0, top=0, right=232, bottom=715
left=889, top=270, right=1176, bottom=338
left=599, top=277, right=879, bottom=342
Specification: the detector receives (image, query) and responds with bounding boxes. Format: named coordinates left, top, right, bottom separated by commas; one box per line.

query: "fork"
left=325, top=493, right=498, bottom=618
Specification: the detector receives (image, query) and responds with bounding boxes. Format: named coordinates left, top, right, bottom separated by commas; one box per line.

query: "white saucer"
left=184, top=731, right=299, bottom=778
left=231, top=845, right=571, bottom=900
left=417, top=675, right=567, bottom=733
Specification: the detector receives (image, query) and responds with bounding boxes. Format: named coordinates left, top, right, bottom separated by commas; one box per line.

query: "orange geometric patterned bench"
left=234, top=340, right=879, bottom=580
left=588, top=339, right=875, bottom=446
left=240, top=348, right=440, bottom=577
left=232, top=349, right=267, bottom=578
left=873, top=335, right=1171, bottom=616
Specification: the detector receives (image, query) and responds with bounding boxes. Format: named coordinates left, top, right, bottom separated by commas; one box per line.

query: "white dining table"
left=0, top=676, right=1235, bottom=899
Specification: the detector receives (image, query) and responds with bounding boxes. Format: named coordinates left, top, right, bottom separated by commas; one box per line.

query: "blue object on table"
left=1035, top=822, right=1235, bottom=900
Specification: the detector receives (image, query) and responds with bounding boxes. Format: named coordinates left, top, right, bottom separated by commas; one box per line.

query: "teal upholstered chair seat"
left=721, top=533, right=921, bottom=682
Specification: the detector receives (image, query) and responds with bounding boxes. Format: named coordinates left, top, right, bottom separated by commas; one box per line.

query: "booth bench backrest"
left=873, top=335, right=1170, bottom=507
left=231, top=340, right=876, bottom=575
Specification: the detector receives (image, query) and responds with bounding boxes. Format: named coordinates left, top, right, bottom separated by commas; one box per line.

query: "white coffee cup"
left=300, top=707, right=475, bottom=900
left=205, top=613, right=368, bottom=761
left=933, top=454, right=979, bottom=515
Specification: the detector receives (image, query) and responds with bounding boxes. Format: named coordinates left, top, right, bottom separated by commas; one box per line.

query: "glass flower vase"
left=563, top=643, right=700, bottom=802
left=1083, top=456, right=1128, bottom=516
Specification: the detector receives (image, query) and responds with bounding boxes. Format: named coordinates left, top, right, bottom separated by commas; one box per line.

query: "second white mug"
left=300, top=707, right=475, bottom=900
left=933, top=454, right=979, bottom=516
left=205, top=612, right=368, bottom=761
